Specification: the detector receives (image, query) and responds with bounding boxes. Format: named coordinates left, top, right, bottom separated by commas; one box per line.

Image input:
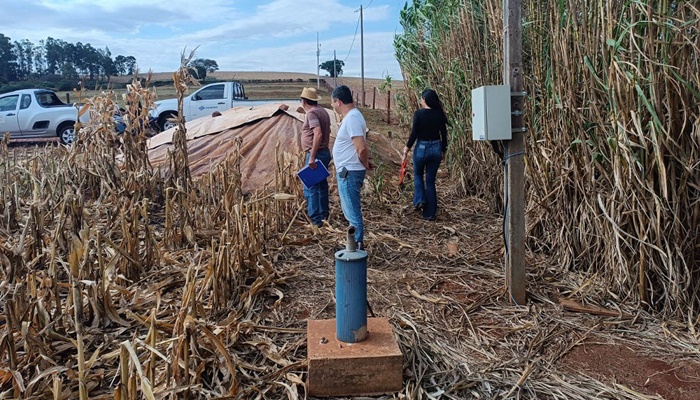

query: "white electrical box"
left=471, top=85, right=512, bottom=141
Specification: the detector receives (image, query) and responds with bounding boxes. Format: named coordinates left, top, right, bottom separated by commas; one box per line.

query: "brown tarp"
left=147, top=103, right=399, bottom=192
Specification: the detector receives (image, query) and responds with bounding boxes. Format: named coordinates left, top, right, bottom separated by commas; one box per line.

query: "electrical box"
left=471, top=85, right=512, bottom=141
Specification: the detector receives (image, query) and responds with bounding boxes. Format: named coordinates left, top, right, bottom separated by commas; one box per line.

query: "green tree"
left=33, top=40, right=46, bottom=75
left=114, top=55, right=137, bottom=76
left=0, top=34, right=18, bottom=81
left=97, top=46, right=117, bottom=80
left=319, top=59, right=344, bottom=77
left=188, top=58, right=219, bottom=80
left=13, top=39, right=34, bottom=79
left=0, top=35, right=137, bottom=82
left=44, top=37, right=66, bottom=75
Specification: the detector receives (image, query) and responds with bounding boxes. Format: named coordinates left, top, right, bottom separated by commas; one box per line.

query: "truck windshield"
left=35, top=91, right=66, bottom=107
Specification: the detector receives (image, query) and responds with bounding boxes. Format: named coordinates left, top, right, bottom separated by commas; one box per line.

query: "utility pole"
left=316, top=32, right=320, bottom=89
left=360, top=4, right=365, bottom=107
left=504, top=0, right=526, bottom=305
left=333, top=50, right=337, bottom=88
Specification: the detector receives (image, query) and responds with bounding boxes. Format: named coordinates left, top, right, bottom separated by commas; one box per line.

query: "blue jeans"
left=413, top=140, right=442, bottom=220
left=337, top=168, right=366, bottom=245
left=304, top=148, right=331, bottom=225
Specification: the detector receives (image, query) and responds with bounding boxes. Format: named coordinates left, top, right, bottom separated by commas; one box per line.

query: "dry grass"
left=395, top=0, right=700, bottom=322
left=0, top=75, right=305, bottom=399
left=2, top=63, right=698, bottom=399
left=3, top=116, right=698, bottom=398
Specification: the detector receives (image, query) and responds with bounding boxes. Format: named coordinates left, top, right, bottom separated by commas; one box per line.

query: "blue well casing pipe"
left=335, top=226, right=368, bottom=343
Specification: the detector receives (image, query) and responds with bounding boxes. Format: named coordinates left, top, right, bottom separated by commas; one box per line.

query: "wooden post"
left=504, top=0, right=526, bottom=305
left=333, top=50, right=337, bottom=88
left=386, top=90, right=391, bottom=124
left=66, top=93, right=70, bottom=104
left=372, top=88, right=376, bottom=109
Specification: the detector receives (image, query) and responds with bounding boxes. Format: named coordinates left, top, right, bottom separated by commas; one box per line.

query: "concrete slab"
left=307, top=318, right=403, bottom=397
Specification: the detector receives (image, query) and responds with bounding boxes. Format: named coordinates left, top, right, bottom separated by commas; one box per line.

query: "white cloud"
left=1, top=0, right=402, bottom=79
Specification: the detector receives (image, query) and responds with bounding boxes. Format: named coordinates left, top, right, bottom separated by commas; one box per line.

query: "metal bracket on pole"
left=511, top=127, right=527, bottom=133
left=511, top=91, right=527, bottom=97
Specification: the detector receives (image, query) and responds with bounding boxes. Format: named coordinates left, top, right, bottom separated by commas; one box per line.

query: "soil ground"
left=562, top=344, right=700, bottom=399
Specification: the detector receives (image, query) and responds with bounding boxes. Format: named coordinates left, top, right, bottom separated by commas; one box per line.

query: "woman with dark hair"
left=402, top=89, right=448, bottom=221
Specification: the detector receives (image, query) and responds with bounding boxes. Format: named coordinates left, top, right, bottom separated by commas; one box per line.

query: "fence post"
left=372, top=88, right=376, bottom=109
left=66, top=93, right=70, bottom=104
left=386, top=90, right=391, bottom=124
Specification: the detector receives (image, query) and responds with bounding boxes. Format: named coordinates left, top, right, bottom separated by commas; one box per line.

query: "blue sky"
left=1, top=0, right=406, bottom=79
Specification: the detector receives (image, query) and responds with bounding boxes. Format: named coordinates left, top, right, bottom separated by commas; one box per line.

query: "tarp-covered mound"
left=148, top=104, right=305, bottom=191
left=147, top=103, right=400, bottom=192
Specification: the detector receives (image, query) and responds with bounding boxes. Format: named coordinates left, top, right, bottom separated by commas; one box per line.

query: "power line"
left=343, top=14, right=361, bottom=63
left=342, top=1, right=372, bottom=64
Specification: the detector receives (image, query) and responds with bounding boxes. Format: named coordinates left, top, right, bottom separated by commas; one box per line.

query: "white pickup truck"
left=0, top=89, right=90, bottom=144
left=150, top=81, right=276, bottom=131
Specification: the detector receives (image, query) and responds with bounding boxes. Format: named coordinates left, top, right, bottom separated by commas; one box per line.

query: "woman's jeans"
left=337, top=168, right=366, bottom=246
left=304, top=149, right=331, bottom=226
left=413, top=140, right=442, bottom=219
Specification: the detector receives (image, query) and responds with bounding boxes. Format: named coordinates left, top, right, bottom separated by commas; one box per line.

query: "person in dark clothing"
left=402, top=89, right=448, bottom=221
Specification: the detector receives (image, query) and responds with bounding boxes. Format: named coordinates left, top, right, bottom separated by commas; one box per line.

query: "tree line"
left=0, top=33, right=139, bottom=84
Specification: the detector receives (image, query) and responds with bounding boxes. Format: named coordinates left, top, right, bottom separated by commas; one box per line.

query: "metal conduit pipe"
left=335, top=225, right=368, bottom=343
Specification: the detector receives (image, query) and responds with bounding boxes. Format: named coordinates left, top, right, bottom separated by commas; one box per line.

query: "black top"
left=406, top=108, right=448, bottom=152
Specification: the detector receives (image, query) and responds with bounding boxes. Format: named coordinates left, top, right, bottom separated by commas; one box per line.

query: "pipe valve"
left=345, top=226, right=357, bottom=251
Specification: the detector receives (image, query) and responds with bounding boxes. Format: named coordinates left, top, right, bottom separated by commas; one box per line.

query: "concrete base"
left=307, top=318, right=403, bottom=397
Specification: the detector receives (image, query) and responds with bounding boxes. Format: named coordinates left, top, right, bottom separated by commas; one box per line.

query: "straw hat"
left=300, top=87, right=322, bottom=101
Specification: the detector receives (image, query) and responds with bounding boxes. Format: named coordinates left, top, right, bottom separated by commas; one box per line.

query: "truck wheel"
left=58, top=124, right=76, bottom=145
left=158, top=112, right=178, bottom=131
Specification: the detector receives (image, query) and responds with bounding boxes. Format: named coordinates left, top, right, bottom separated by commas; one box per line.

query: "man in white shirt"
left=331, top=85, right=372, bottom=249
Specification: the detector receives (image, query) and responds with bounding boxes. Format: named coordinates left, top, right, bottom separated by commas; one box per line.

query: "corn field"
left=395, top=0, right=700, bottom=322
left=1, top=5, right=699, bottom=397
left=0, top=65, right=307, bottom=397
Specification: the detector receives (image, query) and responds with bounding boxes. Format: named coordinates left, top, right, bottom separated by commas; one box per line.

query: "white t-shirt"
left=332, top=108, right=367, bottom=171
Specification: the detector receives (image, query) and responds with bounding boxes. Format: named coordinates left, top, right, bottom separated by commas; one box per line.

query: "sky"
left=0, top=0, right=407, bottom=80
